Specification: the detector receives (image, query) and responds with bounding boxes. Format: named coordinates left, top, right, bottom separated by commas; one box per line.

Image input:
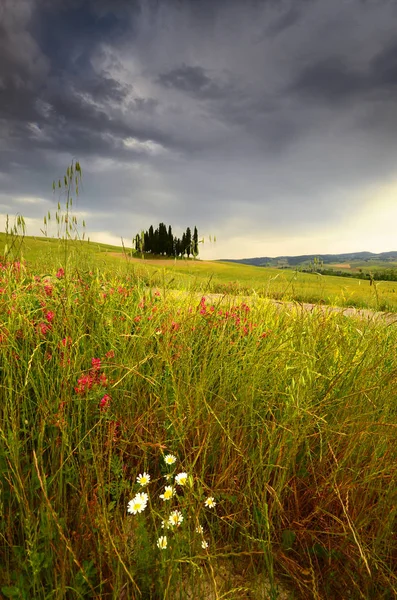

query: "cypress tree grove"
left=133, top=223, right=199, bottom=258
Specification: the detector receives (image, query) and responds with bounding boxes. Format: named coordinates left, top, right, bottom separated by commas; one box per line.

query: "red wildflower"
left=99, top=394, right=111, bottom=412
left=45, top=311, right=55, bottom=323
left=44, top=283, right=53, bottom=297
left=75, top=374, right=95, bottom=395
left=39, top=322, right=50, bottom=335
left=91, top=357, right=101, bottom=371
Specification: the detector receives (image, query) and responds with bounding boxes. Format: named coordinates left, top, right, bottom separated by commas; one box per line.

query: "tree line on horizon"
left=134, top=223, right=199, bottom=257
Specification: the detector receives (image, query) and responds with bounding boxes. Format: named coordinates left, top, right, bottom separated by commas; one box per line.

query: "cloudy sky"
left=1, top=0, right=397, bottom=259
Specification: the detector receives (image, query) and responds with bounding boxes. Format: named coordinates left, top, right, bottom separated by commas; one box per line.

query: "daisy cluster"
left=127, top=453, right=216, bottom=551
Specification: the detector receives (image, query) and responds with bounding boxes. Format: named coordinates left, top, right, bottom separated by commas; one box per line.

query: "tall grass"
left=0, top=248, right=396, bottom=599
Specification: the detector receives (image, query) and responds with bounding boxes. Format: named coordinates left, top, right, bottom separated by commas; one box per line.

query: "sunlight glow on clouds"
left=123, top=137, right=166, bottom=154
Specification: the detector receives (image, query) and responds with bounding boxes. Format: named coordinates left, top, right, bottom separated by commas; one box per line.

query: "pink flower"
left=99, top=394, right=111, bottom=411
left=56, top=268, right=65, bottom=279
left=75, top=374, right=95, bottom=395
left=45, top=311, right=55, bottom=323
left=39, top=322, right=50, bottom=335
left=91, top=357, right=101, bottom=371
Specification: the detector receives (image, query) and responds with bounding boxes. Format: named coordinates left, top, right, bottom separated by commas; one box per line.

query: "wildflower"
left=195, top=525, right=204, bottom=534
left=75, top=374, right=94, bottom=395
left=39, top=322, right=50, bottom=335
left=91, top=357, right=101, bottom=371
left=157, top=536, right=168, bottom=550
left=204, top=497, right=216, bottom=509
left=105, top=349, right=115, bottom=359
left=56, top=267, right=65, bottom=279
left=160, top=486, right=175, bottom=501
left=136, top=472, right=151, bottom=487
left=175, top=472, right=188, bottom=486
left=45, top=310, right=55, bottom=323
left=127, top=492, right=148, bottom=515
left=44, top=283, right=53, bottom=296
left=201, top=540, right=209, bottom=549
left=99, top=394, right=111, bottom=411
left=168, top=510, right=183, bottom=527
left=164, top=454, right=177, bottom=465
left=164, top=473, right=173, bottom=481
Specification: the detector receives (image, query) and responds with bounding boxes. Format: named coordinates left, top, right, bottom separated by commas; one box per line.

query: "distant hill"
left=220, top=251, right=397, bottom=268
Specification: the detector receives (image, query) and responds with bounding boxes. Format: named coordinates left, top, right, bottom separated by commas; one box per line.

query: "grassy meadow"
left=7, top=230, right=397, bottom=313
left=0, top=195, right=396, bottom=598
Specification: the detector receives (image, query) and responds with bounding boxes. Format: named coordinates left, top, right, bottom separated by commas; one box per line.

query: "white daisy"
left=157, top=536, right=168, bottom=550
left=127, top=492, right=148, bottom=515
left=159, top=485, right=175, bottom=501
left=195, top=525, right=204, bottom=534
left=168, top=510, right=184, bottom=527
left=201, top=540, right=209, bottom=549
left=175, top=472, right=188, bottom=486
left=204, top=497, right=216, bottom=509
left=136, top=472, right=150, bottom=487
left=164, top=454, right=177, bottom=465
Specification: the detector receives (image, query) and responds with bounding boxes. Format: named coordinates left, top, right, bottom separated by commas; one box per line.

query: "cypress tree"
left=185, top=227, right=192, bottom=257
left=167, top=225, right=174, bottom=256
left=193, top=226, right=199, bottom=256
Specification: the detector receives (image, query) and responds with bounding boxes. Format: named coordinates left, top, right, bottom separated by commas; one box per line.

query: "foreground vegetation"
left=1, top=162, right=396, bottom=598
left=0, top=243, right=396, bottom=599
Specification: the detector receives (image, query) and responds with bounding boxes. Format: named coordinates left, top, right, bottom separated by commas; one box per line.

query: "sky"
left=1, top=0, right=397, bottom=260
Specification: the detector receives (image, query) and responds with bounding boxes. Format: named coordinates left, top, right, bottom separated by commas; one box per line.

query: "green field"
left=0, top=224, right=396, bottom=599
left=3, top=231, right=397, bottom=313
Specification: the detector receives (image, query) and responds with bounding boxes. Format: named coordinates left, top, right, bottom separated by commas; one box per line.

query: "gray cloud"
left=158, top=64, right=234, bottom=100
left=290, top=57, right=368, bottom=102
left=371, top=40, right=397, bottom=89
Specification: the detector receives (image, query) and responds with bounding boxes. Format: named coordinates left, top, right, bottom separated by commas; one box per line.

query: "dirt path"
left=107, top=253, right=397, bottom=325
left=159, top=289, right=397, bottom=325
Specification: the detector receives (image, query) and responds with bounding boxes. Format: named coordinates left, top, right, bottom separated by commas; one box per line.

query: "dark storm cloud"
left=290, top=57, right=367, bottom=102
left=0, top=0, right=172, bottom=172
left=371, top=40, right=397, bottom=89
left=290, top=39, right=397, bottom=105
left=158, top=64, right=234, bottom=100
